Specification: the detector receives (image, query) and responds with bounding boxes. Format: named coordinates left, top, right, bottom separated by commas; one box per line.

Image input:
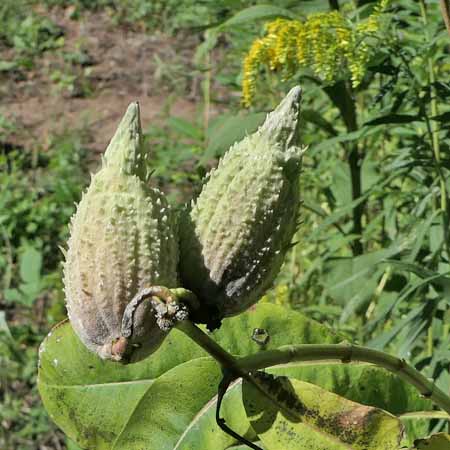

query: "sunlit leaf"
left=243, top=373, right=403, bottom=450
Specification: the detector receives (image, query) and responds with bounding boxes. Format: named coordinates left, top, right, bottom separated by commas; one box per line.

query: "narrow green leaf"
left=312, top=126, right=380, bottom=152
left=430, top=111, right=450, bottom=122
left=0, top=311, right=12, bottom=339
left=322, top=245, right=404, bottom=322
left=400, top=411, right=449, bottom=420
left=302, top=109, right=337, bottom=136
left=365, top=114, right=422, bottom=126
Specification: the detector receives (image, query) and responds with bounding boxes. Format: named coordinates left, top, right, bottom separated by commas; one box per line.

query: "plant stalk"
left=324, top=81, right=363, bottom=256
left=328, top=0, right=339, bottom=10
left=171, top=291, right=450, bottom=420
left=419, top=0, right=449, bottom=260
left=176, top=320, right=246, bottom=378
left=236, top=343, right=450, bottom=415
left=174, top=313, right=450, bottom=416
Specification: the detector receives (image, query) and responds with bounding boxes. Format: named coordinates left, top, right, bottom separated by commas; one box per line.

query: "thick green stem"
left=169, top=290, right=450, bottom=418
left=176, top=320, right=245, bottom=377
left=174, top=314, right=450, bottom=416
left=348, top=144, right=363, bottom=255
left=324, top=81, right=363, bottom=256
left=328, top=0, right=339, bottom=10
left=176, top=320, right=266, bottom=449
left=236, top=344, right=450, bottom=415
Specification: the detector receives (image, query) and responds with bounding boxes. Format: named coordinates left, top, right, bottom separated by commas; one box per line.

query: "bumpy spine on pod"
left=63, top=103, right=178, bottom=362
left=179, top=86, right=303, bottom=326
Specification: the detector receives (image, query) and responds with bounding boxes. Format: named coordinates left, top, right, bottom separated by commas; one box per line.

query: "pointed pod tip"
left=272, top=85, right=301, bottom=119
left=127, top=100, right=140, bottom=113
left=285, top=85, right=302, bottom=104
left=123, top=101, right=141, bottom=131
left=103, top=101, right=146, bottom=176
left=260, top=85, right=302, bottom=148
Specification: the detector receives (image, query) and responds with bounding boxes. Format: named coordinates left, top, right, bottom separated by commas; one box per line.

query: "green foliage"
left=241, top=1, right=390, bottom=105
left=2, top=0, right=450, bottom=448
left=4, top=245, right=45, bottom=307
left=243, top=375, right=402, bottom=450
left=0, top=131, right=88, bottom=449
left=0, top=0, right=63, bottom=69
left=0, top=134, right=88, bottom=282
left=224, top=0, right=450, bottom=402
left=38, top=304, right=432, bottom=449
left=0, top=315, right=61, bottom=449
left=143, top=115, right=204, bottom=204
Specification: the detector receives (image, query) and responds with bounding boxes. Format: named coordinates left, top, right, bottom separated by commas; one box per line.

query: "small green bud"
left=179, top=87, right=303, bottom=326
left=63, top=103, right=178, bottom=362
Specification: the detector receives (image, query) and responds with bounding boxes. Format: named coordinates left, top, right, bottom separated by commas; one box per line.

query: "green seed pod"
left=179, top=86, right=303, bottom=327
left=63, top=103, right=178, bottom=362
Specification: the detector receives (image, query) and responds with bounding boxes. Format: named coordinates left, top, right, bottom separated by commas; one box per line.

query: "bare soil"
left=0, top=7, right=200, bottom=153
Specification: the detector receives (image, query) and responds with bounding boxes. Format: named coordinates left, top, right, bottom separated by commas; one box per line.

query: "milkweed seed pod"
left=179, top=86, right=303, bottom=327
left=63, top=103, right=178, bottom=362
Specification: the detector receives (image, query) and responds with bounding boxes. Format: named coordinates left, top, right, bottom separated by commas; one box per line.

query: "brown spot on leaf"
left=336, top=405, right=374, bottom=429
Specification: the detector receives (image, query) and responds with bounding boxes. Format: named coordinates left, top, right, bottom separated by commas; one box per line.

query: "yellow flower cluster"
left=242, top=0, right=390, bottom=106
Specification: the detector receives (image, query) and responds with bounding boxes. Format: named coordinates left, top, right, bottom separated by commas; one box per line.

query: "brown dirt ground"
left=0, top=7, right=202, bottom=153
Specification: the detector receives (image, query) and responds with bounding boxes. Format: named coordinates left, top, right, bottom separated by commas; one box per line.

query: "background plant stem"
left=419, top=0, right=449, bottom=258
left=328, top=0, right=339, bottom=10
left=440, top=0, right=450, bottom=36
left=324, top=81, right=363, bottom=256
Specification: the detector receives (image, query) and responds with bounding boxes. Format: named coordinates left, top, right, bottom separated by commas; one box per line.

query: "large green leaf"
left=172, top=362, right=432, bottom=449
left=173, top=363, right=431, bottom=450
left=38, top=304, right=433, bottom=449
left=38, top=304, right=340, bottom=449
left=243, top=374, right=403, bottom=450
left=111, top=358, right=222, bottom=450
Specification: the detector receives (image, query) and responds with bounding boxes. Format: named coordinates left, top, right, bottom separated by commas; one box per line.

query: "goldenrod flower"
left=242, top=0, right=390, bottom=106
